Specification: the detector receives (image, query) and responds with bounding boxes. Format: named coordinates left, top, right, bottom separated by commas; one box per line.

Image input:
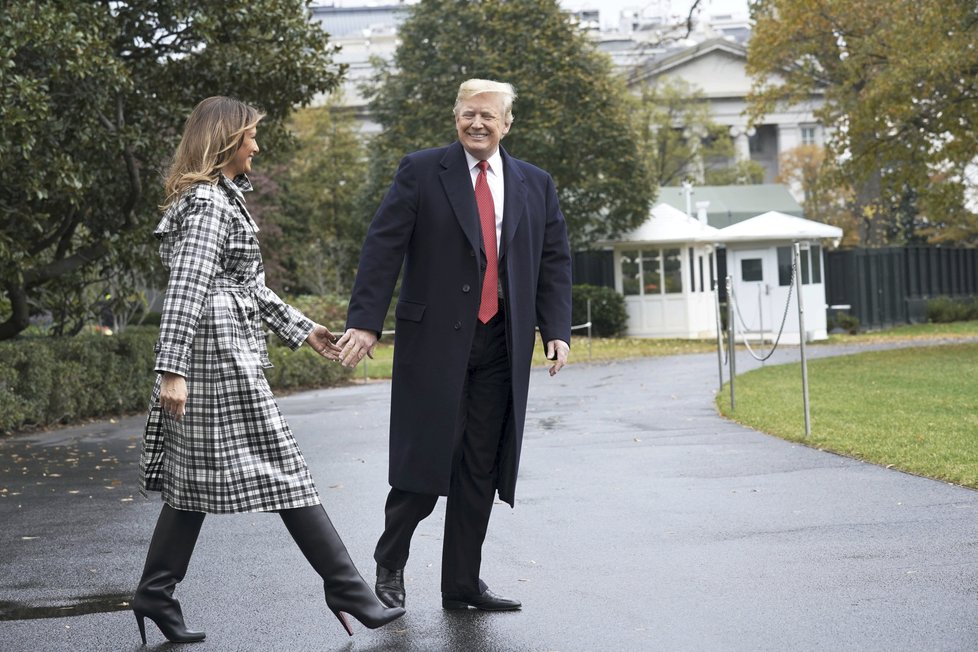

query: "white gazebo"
left=715, top=211, right=843, bottom=343
left=608, top=203, right=721, bottom=338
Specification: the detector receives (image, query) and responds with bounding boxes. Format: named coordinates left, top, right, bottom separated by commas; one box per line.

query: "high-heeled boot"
left=131, top=504, right=206, bottom=644
left=280, top=505, right=406, bottom=636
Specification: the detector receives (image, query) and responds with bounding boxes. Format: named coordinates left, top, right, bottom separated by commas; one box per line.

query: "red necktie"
left=475, top=160, right=498, bottom=323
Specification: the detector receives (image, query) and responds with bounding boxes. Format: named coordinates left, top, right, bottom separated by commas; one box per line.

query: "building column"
left=732, top=126, right=751, bottom=162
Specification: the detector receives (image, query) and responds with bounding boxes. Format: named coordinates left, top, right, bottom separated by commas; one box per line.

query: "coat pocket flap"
left=395, top=300, right=426, bottom=322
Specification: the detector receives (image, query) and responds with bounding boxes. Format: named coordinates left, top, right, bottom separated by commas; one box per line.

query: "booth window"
left=620, top=251, right=640, bottom=295
left=620, top=247, right=693, bottom=295
left=777, top=244, right=823, bottom=286
left=777, top=247, right=792, bottom=285
left=741, top=258, right=763, bottom=282
left=664, top=249, right=682, bottom=293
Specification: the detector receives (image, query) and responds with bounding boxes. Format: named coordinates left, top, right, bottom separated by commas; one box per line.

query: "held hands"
left=306, top=324, right=343, bottom=361
left=546, top=339, right=570, bottom=376
left=335, top=328, right=379, bottom=368
left=160, top=372, right=188, bottom=420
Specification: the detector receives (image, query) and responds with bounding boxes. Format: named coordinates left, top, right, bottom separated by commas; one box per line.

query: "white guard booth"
left=608, top=203, right=721, bottom=338
left=715, top=211, right=843, bottom=343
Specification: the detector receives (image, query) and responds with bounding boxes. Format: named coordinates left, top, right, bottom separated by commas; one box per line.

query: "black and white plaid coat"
left=140, top=175, right=321, bottom=513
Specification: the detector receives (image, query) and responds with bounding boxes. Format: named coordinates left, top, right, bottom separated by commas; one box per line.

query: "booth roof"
left=609, top=202, right=721, bottom=245
left=715, top=211, right=843, bottom=243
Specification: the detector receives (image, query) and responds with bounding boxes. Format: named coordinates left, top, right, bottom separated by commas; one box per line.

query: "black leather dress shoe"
left=375, top=565, right=405, bottom=608
left=442, top=588, right=521, bottom=611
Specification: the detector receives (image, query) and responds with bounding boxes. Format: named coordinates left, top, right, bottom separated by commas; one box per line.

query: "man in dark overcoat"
left=337, top=78, right=572, bottom=611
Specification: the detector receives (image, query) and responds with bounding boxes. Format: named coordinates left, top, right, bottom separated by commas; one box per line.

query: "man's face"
left=455, top=93, right=511, bottom=160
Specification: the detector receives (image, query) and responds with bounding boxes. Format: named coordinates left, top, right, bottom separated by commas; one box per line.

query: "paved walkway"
left=2, top=341, right=977, bottom=651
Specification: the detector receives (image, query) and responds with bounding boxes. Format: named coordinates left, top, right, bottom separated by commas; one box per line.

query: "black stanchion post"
left=713, top=278, right=724, bottom=392
left=587, top=298, right=592, bottom=362
left=726, top=275, right=736, bottom=411
left=793, top=243, right=811, bottom=436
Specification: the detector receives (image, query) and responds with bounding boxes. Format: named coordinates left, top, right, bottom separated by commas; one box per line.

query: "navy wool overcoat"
left=346, top=141, right=572, bottom=506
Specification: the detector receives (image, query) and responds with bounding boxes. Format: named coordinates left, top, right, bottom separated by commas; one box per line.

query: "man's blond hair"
left=454, top=79, right=516, bottom=125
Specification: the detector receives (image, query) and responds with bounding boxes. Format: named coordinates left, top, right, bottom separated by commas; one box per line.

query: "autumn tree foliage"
left=257, top=101, right=369, bottom=297
left=776, top=145, right=860, bottom=247
left=747, top=0, right=978, bottom=246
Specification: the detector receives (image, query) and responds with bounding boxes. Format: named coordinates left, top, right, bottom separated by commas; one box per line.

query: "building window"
left=801, top=126, right=817, bottom=146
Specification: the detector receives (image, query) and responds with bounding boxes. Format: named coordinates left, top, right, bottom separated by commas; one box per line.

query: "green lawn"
left=355, top=320, right=978, bottom=380
left=717, top=342, right=978, bottom=488
left=354, top=322, right=978, bottom=486
left=353, top=334, right=719, bottom=380
left=822, top=319, right=978, bottom=343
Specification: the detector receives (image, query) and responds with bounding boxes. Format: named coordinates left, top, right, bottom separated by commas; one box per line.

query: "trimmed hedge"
left=0, top=321, right=352, bottom=434
left=572, top=284, right=627, bottom=337
left=927, top=296, right=978, bottom=323
left=0, top=327, right=158, bottom=433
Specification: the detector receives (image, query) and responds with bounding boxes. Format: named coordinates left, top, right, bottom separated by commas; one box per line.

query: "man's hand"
left=335, top=328, right=379, bottom=369
left=306, top=324, right=342, bottom=361
left=160, top=372, right=188, bottom=420
left=545, top=339, right=569, bottom=376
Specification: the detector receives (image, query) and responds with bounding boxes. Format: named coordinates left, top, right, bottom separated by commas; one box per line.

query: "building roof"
left=628, top=37, right=747, bottom=85
left=715, top=211, right=843, bottom=244
left=608, top=202, right=720, bottom=245
left=657, top=184, right=804, bottom=228
left=310, top=3, right=408, bottom=38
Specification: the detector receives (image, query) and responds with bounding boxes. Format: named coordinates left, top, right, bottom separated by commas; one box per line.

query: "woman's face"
left=223, top=127, right=259, bottom=178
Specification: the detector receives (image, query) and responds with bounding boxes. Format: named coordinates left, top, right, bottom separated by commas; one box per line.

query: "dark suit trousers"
left=374, top=308, right=511, bottom=596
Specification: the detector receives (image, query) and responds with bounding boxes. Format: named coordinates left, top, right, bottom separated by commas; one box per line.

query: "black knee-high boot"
left=280, top=505, right=405, bottom=636
left=132, top=504, right=206, bottom=645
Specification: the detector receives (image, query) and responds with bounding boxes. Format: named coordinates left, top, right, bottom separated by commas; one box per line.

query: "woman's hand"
left=160, top=372, right=188, bottom=420
left=306, top=324, right=342, bottom=361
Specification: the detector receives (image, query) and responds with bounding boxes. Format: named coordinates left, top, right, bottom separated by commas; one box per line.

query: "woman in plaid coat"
left=131, top=97, right=403, bottom=644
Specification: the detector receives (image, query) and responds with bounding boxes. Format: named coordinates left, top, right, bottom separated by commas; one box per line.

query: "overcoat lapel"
left=499, top=147, right=527, bottom=261
left=439, top=142, right=482, bottom=256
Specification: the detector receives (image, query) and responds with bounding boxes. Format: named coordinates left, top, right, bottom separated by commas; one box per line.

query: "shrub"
left=265, top=344, right=352, bottom=391
left=0, top=321, right=353, bottom=435
left=926, top=296, right=978, bottom=323
left=828, top=312, right=861, bottom=334
left=571, top=285, right=627, bottom=337
left=0, top=328, right=159, bottom=433
left=286, top=294, right=350, bottom=329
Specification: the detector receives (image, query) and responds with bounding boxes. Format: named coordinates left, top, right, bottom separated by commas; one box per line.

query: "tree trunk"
left=0, top=282, right=31, bottom=340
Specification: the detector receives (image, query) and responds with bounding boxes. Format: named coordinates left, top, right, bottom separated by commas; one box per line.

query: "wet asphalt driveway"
left=2, top=342, right=978, bottom=651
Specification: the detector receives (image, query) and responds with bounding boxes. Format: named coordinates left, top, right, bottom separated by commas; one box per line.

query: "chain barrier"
left=728, top=257, right=797, bottom=362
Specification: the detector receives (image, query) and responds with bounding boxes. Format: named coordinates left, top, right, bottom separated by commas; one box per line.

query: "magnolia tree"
left=0, top=0, right=345, bottom=338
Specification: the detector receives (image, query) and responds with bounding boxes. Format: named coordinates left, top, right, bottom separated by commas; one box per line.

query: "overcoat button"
left=469, top=249, right=475, bottom=257
left=454, top=321, right=461, bottom=330
left=462, top=284, right=471, bottom=293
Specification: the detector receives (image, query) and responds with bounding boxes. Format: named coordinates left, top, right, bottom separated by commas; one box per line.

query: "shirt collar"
left=219, top=174, right=253, bottom=201
left=463, top=148, right=503, bottom=177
